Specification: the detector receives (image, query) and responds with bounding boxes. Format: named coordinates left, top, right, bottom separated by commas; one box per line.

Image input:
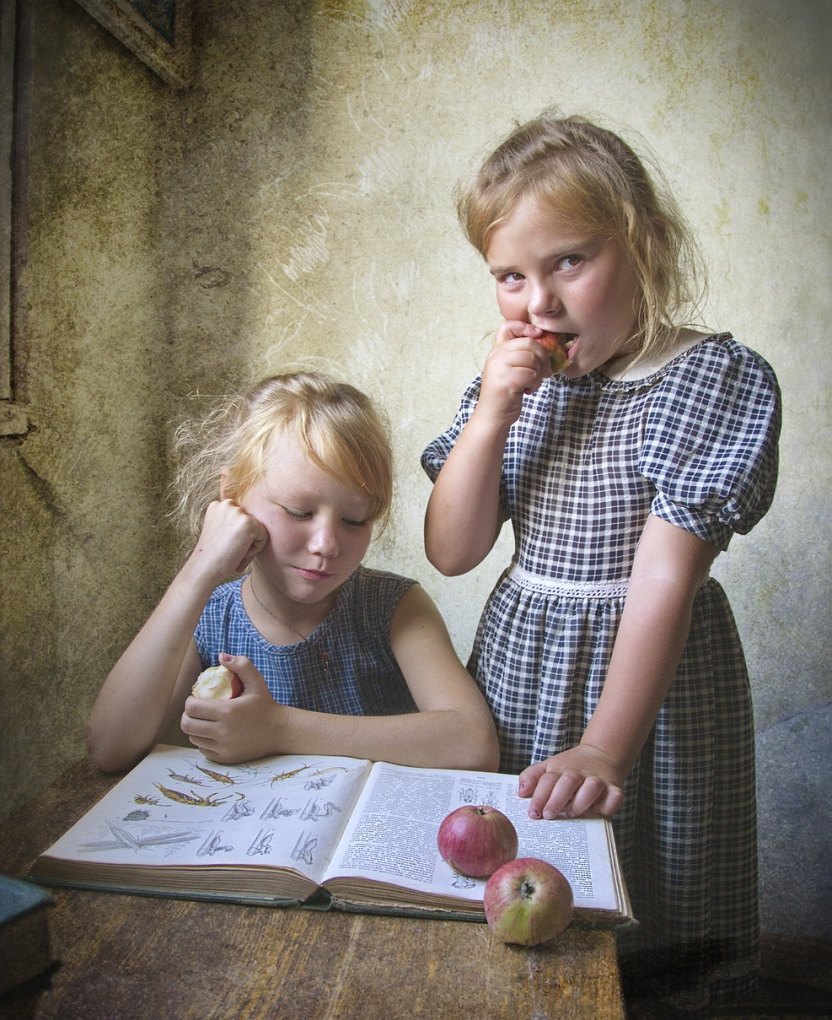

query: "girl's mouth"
left=297, top=567, right=332, bottom=582
left=535, top=330, right=576, bottom=372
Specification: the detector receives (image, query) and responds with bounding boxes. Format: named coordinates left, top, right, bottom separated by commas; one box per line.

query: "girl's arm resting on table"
left=86, top=583, right=210, bottom=773
left=86, top=500, right=267, bottom=773
left=519, top=515, right=719, bottom=819
left=183, top=586, right=501, bottom=771
left=86, top=561, right=216, bottom=772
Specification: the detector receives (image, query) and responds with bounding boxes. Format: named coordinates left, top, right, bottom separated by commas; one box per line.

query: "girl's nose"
left=527, top=278, right=561, bottom=318
left=307, top=520, right=339, bottom=558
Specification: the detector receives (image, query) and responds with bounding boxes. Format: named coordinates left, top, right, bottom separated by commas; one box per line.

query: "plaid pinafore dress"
left=422, top=334, right=781, bottom=1011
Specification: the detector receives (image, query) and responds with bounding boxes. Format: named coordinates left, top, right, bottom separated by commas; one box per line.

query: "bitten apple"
left=437, top=805, right=518, bottom=878
left=191, top=664, right=242, bottom=700
left=483, top=857, right=574, bottom=946
left=536, top=330, right=572, bottom=373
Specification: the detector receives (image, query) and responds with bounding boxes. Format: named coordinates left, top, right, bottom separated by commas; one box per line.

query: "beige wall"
left=1, top=0, right=179, bottom=811
left=2, top=0, right=829, bottom=936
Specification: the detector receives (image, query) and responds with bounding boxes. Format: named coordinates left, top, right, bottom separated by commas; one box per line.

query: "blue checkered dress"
left=195, top=566, right=419, bottom=716
left=422, top=334, right=781, bottom=1011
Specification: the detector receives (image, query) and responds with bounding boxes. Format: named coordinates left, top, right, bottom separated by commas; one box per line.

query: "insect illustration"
left=154, top=783, right=232, bottom=808
left=134, top=793, right=161, bottom=806
left=269, top=763, right=313, bottom=785
left=167, top=769, right=204, bottom=785
left=291, top=831, right=318, bottom=866
left=222, top=793, right=253, bottom=821
left=305, top=766, right=350, bottom=789
left=195, top=764, right=237, bottom=785
left=247, top=829, right=274, bottom=856
left=304, top=775, right=335, bottom=791
left=197, top=831, right=234, bottom=857
left=300, top=799, right=341, bottom=822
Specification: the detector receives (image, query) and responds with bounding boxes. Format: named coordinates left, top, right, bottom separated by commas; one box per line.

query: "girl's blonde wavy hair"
left=170, top=372, right=394, bottom=542
left=456, top=110, right=707, bottom=361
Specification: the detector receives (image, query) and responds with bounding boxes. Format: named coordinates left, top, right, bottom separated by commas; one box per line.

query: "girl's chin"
left=559, top=355, right=589, bottom=379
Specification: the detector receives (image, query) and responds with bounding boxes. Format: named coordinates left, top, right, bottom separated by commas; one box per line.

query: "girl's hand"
left=493, top=320, right=552, bottom=347
left=181, top=653, right=282, bottom=763
left=518, top=743, right=625, bottom=819
left=187, top=499, right=268, bottom=584
left=477, top=321, right=553, bottom=428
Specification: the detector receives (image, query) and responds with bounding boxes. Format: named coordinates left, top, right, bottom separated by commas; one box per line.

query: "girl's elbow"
left=425, top=544, right=478, bottom=577
left=477, top=743, right=501, bottom=772
left=484, top=731, right=501, bottom=771
left=86, top=725, right=138, bottom=774
left=427, top=556, right=461, bottom=578
left=466, top=727, right=501, bottom=772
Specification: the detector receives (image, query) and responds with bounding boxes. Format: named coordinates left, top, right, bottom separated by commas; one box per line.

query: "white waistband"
left=507, top=563, right=630, bottom=599
left=507, top=563, right=710, bottom=598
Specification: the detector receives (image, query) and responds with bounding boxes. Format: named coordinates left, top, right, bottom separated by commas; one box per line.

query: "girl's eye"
left=498, top=271, right=525, bottom=286
left=342, top=517, right=369, bottom=528
left=557, top=254, right=583, bottom=270
left=280, top=505, right=368, bottom=528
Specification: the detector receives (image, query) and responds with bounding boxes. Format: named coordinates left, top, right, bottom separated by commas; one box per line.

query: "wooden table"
left=0, top=757, right=626, bottom=1019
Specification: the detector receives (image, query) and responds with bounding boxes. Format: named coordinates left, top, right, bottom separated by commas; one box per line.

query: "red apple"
left=437, top=805, right=518, bottom=878
left=191, top=664, right=242, bottom=700
left=537, top=330, right=572, bottom=373
left=483, top=857, right=574, bottom=946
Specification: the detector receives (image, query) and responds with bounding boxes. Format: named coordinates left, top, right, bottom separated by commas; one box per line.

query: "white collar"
left=601, top=329, right=706, bottom=381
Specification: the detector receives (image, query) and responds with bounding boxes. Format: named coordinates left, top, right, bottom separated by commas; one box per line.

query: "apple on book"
left=483, top=857, right=574, bottom=946
left=191, top=664, right=242, bottom=700
left=436, top=805, right=518, bottom=878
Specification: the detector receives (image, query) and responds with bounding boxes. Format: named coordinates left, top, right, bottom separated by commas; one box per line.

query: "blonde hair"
left=171, top=372, right=393, bottom=540
left=457, top=110, right=707, bottom=360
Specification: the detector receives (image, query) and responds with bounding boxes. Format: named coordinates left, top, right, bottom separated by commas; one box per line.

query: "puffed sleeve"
left=641, top=336, right=781, bottom=551
left=420, top=375, right=483, bottom=482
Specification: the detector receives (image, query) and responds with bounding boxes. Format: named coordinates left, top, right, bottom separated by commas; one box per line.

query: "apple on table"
left=483, top=857, right=574, bottom=947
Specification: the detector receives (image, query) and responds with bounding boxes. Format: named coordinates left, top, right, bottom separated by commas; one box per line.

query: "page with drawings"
left=322, top=761, right=624, bottom=913
left=36, top=744, right=373, bottom=886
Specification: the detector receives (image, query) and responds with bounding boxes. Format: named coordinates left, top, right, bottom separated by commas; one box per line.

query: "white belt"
left=507, top=563, right=630, bottom=599
left=507, top=562, right=710, bottom=598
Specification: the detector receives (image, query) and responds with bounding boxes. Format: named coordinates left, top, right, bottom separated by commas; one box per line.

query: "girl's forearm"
left=581, top=579, right=694, bottom=775
left=271, top=705, right=500, bottom=771
left=86, top=560, right=217, bottom=770
left=582, top=516, right=717, bottom=778
left=425, top=412, right=509, bottom=575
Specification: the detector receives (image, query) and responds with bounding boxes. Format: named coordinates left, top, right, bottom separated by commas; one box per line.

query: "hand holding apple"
left=483, top=857, right=574, bottom=946
left=437, top=805, right=518, bottom=878
left=191, top=664, right=242, bottom=700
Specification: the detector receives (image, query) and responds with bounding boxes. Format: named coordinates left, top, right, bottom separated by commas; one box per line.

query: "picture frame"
left=74, top=0, right=192, bottom=89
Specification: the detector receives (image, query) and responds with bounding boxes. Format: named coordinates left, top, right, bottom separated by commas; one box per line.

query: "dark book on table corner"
left=0, top=874, right=56, bottom=999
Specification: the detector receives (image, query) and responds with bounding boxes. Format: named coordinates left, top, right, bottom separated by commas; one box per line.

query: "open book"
left=30, top=744, right=634, bottom=924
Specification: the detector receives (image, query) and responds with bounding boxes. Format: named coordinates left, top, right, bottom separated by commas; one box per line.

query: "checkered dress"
left=422, top=334, right=781, bottom=1011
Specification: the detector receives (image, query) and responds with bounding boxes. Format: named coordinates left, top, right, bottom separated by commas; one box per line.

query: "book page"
left=323, top=762, right=620, bottom=911
left=38, top=745, right=372, bottom=887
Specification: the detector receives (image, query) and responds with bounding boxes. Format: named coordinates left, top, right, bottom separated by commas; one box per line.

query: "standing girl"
left=422, top=112, right=780, bottom=1016
left=88, top=371, right=498, bottom=776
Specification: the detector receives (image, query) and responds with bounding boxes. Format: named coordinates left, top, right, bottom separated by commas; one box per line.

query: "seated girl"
left=88, top=371, right=499, bottom=774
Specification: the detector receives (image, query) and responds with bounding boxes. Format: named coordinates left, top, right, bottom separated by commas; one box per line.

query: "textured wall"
left=2, top=0, right=829, bottom=938
left=1, top=0, right=180, bottom=814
